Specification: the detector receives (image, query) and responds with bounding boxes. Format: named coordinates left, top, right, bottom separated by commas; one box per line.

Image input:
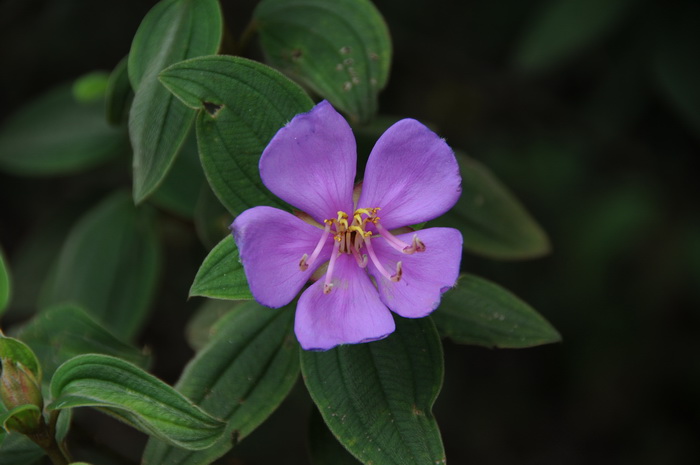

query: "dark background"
left=1, top=0, right=699, bottom=464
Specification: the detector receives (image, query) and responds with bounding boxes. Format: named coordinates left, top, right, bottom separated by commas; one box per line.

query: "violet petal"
left=295, top=254, right=395, bottom=350
left=358, top=119, right=461, bottom=229
left=367, top=227, right=462, bottom=318
left=231, top=206, right=333, bottom=308
left=259, top=100, right=355, bottom=223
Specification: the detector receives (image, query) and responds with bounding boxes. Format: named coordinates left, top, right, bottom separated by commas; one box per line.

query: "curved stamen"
left=351, top=245, right=368, bottom=268
left=363, top=234, right=402, bottom=282
left=374, top=222, right=425, bottom=254
left=323, top=239, right=342, bottom=294
left=299, top=221, right=332, bottom=271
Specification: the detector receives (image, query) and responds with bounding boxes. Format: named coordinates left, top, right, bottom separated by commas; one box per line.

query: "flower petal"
left=231, top=206, right=333, bottom=308
left=358, top=119, right=461, bottom=229
left=259, top=100, right=356, bottom=222
left=367, top=227, right=462, bottom=318
left=295, top=254, right=395, bottom=350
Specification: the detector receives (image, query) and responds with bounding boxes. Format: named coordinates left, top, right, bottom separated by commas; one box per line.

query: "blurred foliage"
left=0, top=0, right=698, bottom=464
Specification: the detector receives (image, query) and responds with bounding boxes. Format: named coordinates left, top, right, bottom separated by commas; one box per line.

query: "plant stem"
left=26, top=414, right=71, bottom=465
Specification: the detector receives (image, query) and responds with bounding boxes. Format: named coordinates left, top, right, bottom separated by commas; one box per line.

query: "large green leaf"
left=142, top=302, right=300, bottom=465
left=302, top=317, right=445, bottom=465
left=513, top=0, right=637, bottom=72
left=17, top=304, right=149, bottom=380
left=0, top=248, right=9, bottom=316
left=189, top=235, right=252, bottom=300
left=431, top=153, right=550, bottom=260
left=128, top=0, right=222, bottom=203
left=48, top=354, right=225, bottom=450
left=254, top=0, right=391, bottom=123
left=39, top=191, right=161, bottom=340
left=433, top=274, right=561, bottom=348
left=159, top=55, right=313, bottom=215
left=0, top=84, right=126, bottom=176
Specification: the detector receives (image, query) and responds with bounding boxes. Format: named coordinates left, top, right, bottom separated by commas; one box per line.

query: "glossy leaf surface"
left=160, top=55, right=313, bottom=215
left=255, top=0, right=391, bottom=123
left=49, top=354, right=225, bottom=450
left=302, top=317, right=445, bottom=465
left=189, top=235, right=252, bottom=300
left=143, top=302, right=299, bottom=465
left=39, top=192, right=161, bottom=340
left=128, top=0, right=222, bottom=202
left=433, top=274, right=561, bottom=348
left=432, top=153, right=550, bottom=260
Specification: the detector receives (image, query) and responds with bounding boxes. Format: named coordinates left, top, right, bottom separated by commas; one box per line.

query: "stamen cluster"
left=299, top=208, right=424, bottom=294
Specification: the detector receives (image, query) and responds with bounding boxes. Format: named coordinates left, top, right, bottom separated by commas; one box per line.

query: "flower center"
left=299, top=208, right=426, bottom=294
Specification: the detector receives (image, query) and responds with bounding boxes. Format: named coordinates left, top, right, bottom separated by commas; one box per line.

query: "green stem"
left=26, top=413, right=71, bottom=465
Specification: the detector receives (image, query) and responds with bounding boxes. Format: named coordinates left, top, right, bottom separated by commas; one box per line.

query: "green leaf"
left=433, top=274, right=561, bottom=348
left=0, top=84, right=126, bottom=176
left=150, top=130, right=206, bottom=219
left=128, top=0, right=223, bottom=203
left=0, top=247, right=9, bottom=316
left=254, top=0, right=391, bottom=123
left=39, top=191, right=161, bottom=340
left=105, top=55, right=133, bottom=126
left=0, top=337, right=41, bottom=383
left=159, top=55, right=313, bottom=215
left=189, top=235, right=252, bottom=301
left=431, top=153, right=550, bottom=260
left=142, top=302, right=300, bottom=465
left=0, top=405, right=41, bottom=434
left=513, top=0, right=637, bottom=72
left=301, top=317, right=446, bottom=465
left=16, top=304, right=149, bottom=380
left=308, top=407, right=361, bottom=465
left=48, top=354, right=225, bottom=450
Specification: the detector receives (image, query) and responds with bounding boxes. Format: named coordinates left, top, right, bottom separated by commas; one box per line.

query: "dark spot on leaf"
left=203, top=101, right=223, bottom=117
left=231, top=430, right=240, bottom=446
left=291, top=48, right=302, bottom=60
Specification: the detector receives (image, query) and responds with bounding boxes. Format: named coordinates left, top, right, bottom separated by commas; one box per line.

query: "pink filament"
left=323, top=239, right=341, bottom=294
left=300, top=222, right=332, bottom=270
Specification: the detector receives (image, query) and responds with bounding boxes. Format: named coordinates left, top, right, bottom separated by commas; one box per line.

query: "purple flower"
left=231, top=101, right=463, bottom=350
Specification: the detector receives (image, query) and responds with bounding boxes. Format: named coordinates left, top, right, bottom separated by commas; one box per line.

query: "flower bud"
left=0, top=358, right=43, bottom=433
